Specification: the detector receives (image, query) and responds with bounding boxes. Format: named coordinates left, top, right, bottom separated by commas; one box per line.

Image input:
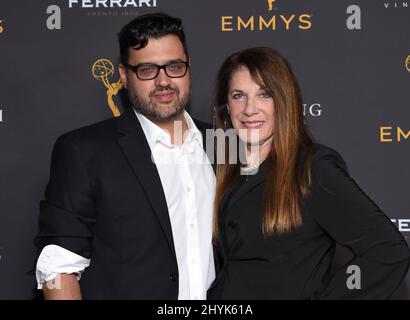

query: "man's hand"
left=43, top=274, right=82, bottom=300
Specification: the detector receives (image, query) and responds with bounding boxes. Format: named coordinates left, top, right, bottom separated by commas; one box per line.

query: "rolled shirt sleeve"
left=36, top=244, right=90, bottom=289
left=34, top=132, right=97, bottom=283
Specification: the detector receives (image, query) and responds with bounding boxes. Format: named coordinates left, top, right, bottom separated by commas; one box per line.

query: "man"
left=35, top=13, right=215, bottom=299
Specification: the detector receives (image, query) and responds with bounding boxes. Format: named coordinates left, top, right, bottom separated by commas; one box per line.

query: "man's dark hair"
left=118, top=13, right=189, bottom=65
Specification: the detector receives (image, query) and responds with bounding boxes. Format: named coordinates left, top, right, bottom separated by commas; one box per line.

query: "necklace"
left=240, top=164, right=261, bottom=181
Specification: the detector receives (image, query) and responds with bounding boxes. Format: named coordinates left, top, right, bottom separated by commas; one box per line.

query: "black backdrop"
left=0, top=0, right=409, bottom=299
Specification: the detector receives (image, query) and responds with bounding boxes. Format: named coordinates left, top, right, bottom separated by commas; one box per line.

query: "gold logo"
left=406, top=55, right=410, bottom=72
left=267, top=0, right=276, bottom=11
left=221, top=0, right=312, bottom=32
left=0, top=20, right=4, bottom=34
left=92, top=59, right=123, bottom=117
left=380, top=126, right=410, bottom=142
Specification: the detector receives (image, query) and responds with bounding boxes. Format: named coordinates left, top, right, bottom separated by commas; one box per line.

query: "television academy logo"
left=221, top=0, right=313, bottom=32
left=346, top=5, right=361, bottom=30
left=267, top=0, right=276, bottom=11
left=0, top=19, right=4, bottom=34
left=406, top=55, right=410, bottom=72
left=47, top=5, right=61, bottom=30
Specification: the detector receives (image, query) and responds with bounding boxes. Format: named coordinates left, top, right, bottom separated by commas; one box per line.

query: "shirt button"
left=187, top=186, right=191, bottom=192
left=170, top=273, right=178, bottom=282
left=190, top=223, right=195, bottom=229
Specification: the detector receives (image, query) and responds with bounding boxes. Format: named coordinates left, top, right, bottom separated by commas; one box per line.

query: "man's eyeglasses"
left=124, top=61, right=189, bottom=80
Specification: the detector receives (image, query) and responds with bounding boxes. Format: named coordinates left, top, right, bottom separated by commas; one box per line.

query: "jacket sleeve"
left=308, top=148, right=410, bottom=299
left=34, top=132, right=96, bottom=259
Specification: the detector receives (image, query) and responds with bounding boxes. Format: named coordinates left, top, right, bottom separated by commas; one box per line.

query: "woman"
left=208, top=47, right=410, bottom=299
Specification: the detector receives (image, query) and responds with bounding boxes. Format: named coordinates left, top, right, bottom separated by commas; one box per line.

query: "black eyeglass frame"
left=123, top=60, right=190, bottom=80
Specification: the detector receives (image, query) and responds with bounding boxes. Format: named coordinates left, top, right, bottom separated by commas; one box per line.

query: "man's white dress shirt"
left=36, top=110, right=216, bottom=300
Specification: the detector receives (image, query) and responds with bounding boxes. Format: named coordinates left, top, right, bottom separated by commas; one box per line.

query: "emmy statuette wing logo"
left=221, top=0, right=311, bottom=32
left=267, top=0, right=276, bottom=11
left=406, top=55, right=410, bottom=72
left=92, top=59, right=123, bottom=117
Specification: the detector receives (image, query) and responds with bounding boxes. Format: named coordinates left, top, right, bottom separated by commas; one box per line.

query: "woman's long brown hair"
left=213, top=47, right=314, bottom=239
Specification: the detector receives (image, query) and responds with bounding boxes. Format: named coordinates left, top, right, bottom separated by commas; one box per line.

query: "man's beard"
left=128, top=85, right=190, bottom=122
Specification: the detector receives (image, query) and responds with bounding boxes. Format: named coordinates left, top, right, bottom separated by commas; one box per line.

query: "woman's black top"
left=208, top=144, right=410, bottom=299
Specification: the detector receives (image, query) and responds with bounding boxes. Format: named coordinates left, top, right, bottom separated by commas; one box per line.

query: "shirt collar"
left=183, top=111, right=203, bottom=148
left=134, top=109, right=203, bottom=152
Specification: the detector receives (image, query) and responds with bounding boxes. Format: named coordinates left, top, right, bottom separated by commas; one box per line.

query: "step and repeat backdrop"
left=0, top=0, right=409, bottom=299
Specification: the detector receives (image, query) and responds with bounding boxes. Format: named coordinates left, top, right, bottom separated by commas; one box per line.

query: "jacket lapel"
left=116, top=109, right=176, bottom=258
left=209, top=164, right=268, bottom=292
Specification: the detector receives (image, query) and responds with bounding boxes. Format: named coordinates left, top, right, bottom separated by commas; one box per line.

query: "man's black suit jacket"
left=35, top=108, right=212, bottom=299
